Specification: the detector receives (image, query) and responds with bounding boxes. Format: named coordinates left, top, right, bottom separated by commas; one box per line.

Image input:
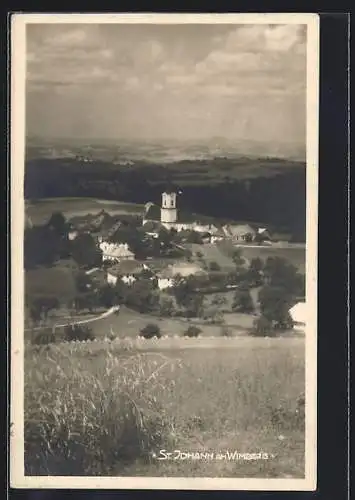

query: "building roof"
left=224, top=224, right=256, bottom=237
left=289, top=302, right=307, bottom=325
left=101, top=243, right=135, bottom=259
left=158, top=262, right=207, bottom=279
left=107, top=260, right=144, bottom=277
left=138, top=258, right=177, bottom=271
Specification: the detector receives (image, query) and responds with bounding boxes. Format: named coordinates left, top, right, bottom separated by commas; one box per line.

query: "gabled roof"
left=224, top=224, right=256, bottom=237
left=107, top=260, right=144, bottom=277
left=158, top=262, right=207, bottom=279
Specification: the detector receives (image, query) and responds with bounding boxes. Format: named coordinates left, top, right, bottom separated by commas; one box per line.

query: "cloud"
left=26, top=23, right=307, bottom=150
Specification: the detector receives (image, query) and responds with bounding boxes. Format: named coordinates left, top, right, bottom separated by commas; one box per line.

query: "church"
left=142, top=190, right=222, bottom=235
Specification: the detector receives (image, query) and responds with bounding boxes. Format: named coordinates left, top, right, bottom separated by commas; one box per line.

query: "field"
left=216, top=242, right=306, bottom=274
left=236, top=246, right=306, bottom=274
left=75, top=304, right=258, bottom=339
left=26, top=197, right=144, bottom=226
left=25, top=337, right=305, bottom=478
left=25, top=263, right=77, bottom=300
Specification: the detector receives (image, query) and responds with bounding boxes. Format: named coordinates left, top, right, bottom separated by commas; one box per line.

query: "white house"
left=106, top=260, right=146, bottom=286
left=289, top=302, right=307, bottom=331
left=68, top=229, right=78, bottom=241
left=222, top=224, right=256, bottom=242
left=156, top=261, right=207, bottom=290
left=99, top=241, right=135, bottom=262
left=210, top=228, right=225, bottom=244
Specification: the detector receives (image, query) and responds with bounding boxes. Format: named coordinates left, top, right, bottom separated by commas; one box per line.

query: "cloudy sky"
left=26, top=23, right=307, bottom=152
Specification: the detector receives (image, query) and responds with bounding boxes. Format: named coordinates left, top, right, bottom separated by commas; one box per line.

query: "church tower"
left=161, top=191, right=177, bottom=225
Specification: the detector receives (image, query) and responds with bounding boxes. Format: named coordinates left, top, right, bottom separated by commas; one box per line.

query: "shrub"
left=64, top=324, right=96, bottom=342
left=220, top=325, right=232, bottom=337
left=140, top=323, right=161, bottom=339
left=159, top=297, right=174, bottom=317
left=251, top=315, right=274, bottom=337
left=184, top=325, right=202, bottom=338
left=232, top=289, right=254, bottom=313
left=24, top=351, right=177, bottom=475
left=209, top=261, right=221, bottom=272
left=32, top=328, right=56, bottom=345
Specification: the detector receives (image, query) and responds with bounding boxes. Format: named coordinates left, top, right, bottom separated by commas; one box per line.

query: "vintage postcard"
left=10, top=13, right=319, bottom=490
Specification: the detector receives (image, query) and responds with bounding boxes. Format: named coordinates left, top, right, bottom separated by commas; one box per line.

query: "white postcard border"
left=10, top=12, right=319, bottom=491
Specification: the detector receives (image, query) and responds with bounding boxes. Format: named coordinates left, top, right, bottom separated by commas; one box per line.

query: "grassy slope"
left=25, top=339, right=305, bottom=477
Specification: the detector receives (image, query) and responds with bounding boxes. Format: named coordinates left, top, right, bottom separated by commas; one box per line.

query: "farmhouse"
left=143, top=191, right=223, bottom=235
left=156, top=261, right=207, bottom=290
left=99, top=241, right=135, bottom=262
left=106, top=260, right=146, bottom=286
left=222, top=224, right=256, bottom=242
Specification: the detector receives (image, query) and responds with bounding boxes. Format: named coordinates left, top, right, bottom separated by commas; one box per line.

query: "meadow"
left=26, top=197, right=144, bottom=226
left=24, top=338, right=305, bottom=478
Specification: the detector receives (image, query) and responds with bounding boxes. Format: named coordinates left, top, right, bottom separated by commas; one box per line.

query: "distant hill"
left=24, top=155, right=306, bottom=242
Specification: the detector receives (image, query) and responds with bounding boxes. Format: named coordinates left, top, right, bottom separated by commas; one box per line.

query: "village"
left=24, top=190, right=306, bottom=342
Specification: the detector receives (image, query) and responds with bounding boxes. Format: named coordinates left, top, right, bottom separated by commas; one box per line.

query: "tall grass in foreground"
left=25, top=343, right=305, bottom=477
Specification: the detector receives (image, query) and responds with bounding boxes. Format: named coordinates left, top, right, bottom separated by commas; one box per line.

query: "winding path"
left=25, top=305, right=120, bottom=333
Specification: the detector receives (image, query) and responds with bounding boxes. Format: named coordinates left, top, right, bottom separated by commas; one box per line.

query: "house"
left=289, top=302, right=307, bottom=329
left=106, top=260, right=146, bottom=286
left=156, top=261, right=207, bottom=290
left=210, top=228, right=225, bottom=244
left=223, top=224, right=256, bottom=242
left=67, top=223, right=79, bottom=241
left=99, top=241, right=135, bottom=262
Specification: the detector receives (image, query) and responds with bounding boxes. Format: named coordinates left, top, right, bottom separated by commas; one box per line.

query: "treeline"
left=25, top=157, right=306, bottom=240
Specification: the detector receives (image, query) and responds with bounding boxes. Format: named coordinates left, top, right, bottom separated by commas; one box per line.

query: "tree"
left=109, top=226, right=150, bottom=259
left=172, top=276, right=195, bottom=308
left=232, top=289, right=254, bottom=313
left=71, top=233, right=102, bottom=268
left=140, top=323, right=161, bottom=339
left=64, top=324, right=95, bottom=342
left=220, top=325, right=232, bottom=337
left=75, top=271, right=94, bottom=293
left=211, top=295, right=227, bottom=306
left=99, top=284, right=117, bottom=308
left=74, top=292, right=98, bottom=313
left=184, top=325, right=201, bottom=337
left=209, top=261, right=221, bottom=272
left=24, top=225, right=60, bottom=269
left=245, top=257, right=264, bottom=286
left=47, top=212, right=67, bottom=237
left=29, top=295, right=60, bottom=322
left=250, top=257, right=263, bottom=273
left=263, top=257, right=304, bottom=297
left=159, top=297, right=174, bottom=317
left=113, top=280, right=129, bottom=304
left=186, top=230, right=203, bottom=244
left=258, top=285, right=292, bottom=326
left=185, top=293, right=205, bottom=318
left=158, top=227, right=173, bottom=247
left=125, top=278, right=160, bottom=313
left=252, top=315, right=273, bottom=336
left=231, top=248, right=244, bottom=267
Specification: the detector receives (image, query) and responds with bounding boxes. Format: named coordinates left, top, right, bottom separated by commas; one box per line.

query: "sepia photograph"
left=11, top=13, right=319, bottom=490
